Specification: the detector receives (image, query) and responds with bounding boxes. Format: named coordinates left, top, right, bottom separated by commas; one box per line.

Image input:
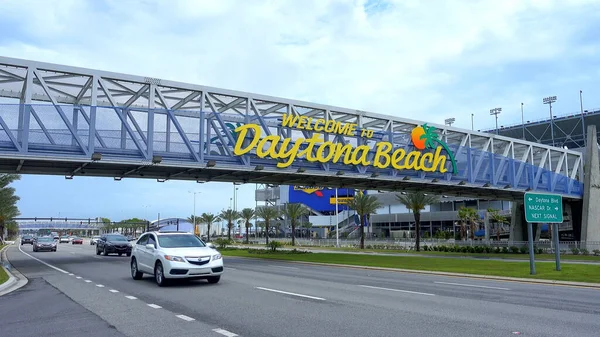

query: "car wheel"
left=96, top=247, right=100, bottom=255
left=154, top=262, right=167, bottom=287
left=103, top=247, right=108, bottom=256
left=130, top=258, right=143, bottom=280
left=207, top=276, right=220, bottom=284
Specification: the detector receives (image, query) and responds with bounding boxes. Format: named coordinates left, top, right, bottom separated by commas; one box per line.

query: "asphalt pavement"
left=2, top=239, right=600, bottom=337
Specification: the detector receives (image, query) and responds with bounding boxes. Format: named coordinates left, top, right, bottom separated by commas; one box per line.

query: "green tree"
left=200, top=212, right=220, bottom=242
left=240, top=208, right=255, bottom=244
left=346, top=191, right=382, bottom=249
left=282, top=203, right=308, bottom=246
left=255, top=206, right=280, bottom=245
left=487, top=208, right=508, bottom=241
left=0, top=174, right=21, bottom=242
left=219, top=209, right=240, bottom=240
left=458, top=206, right=479, bottom=241
left=396, top=191, right=439, bottom=252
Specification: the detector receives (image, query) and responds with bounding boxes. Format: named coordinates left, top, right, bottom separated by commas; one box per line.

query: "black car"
left=96, top=234, right=132, bottom=256
left=21, top=235, right=34, bottom=245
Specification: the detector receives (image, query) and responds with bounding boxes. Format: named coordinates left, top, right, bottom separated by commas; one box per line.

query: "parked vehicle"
left=130, top=231, right=223, bottom=286
left=96, top=234, right=132, bottom=256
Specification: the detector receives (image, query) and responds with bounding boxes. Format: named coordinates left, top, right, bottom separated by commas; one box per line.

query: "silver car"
left=33, top=237, right=57, bottom=252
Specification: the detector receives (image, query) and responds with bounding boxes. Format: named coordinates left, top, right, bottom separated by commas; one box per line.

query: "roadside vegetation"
left=220, top=249, right=600, bottom=283
left=0, top=174, right=21, bottom=244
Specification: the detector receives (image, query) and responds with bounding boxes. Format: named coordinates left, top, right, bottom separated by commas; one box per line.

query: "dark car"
left=96, top=234, right=132, bottom=256
left=21, top=235, right=34, bottom=245
left=33, top=237, right=57, bottom=252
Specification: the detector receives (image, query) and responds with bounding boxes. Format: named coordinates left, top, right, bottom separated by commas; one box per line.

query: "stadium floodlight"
left=489, top=107, right=502, bottom=135
left=543, top=96, right=557, bottom=146
left=444, top=118, right=455, bottom=126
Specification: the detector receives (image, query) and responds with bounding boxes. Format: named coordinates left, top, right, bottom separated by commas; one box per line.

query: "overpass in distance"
left=0, top=56, right=587, bottom=202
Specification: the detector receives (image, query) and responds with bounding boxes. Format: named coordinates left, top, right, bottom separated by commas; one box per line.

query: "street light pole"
left=444, top=117, right=455, bottom=127
left=489, top=108, right=502, bottom=135
left=580, top=90, right=586, bottom=146
left=543, top=96, right=557, bottom=146
left=521, top=103, right=525, bottom=140
left=335, top=188, right=339, bottom=248
left=471, top=114, right=474, bottom=130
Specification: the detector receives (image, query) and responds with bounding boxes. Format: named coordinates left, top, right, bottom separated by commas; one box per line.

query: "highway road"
left=2, top=240, right=600, bottom=337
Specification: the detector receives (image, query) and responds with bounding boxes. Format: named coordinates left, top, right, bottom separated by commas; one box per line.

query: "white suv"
left=130, top=231, right=223, bottom=286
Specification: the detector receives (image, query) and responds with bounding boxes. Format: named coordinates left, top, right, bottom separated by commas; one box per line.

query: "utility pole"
left=489, top=108, right=502, bottom=134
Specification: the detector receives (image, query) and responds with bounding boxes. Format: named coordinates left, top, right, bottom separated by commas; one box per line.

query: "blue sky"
left=1, top=0, right=600, bottom=221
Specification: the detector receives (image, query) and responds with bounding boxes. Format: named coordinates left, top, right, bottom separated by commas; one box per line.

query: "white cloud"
left=2, top=0, right=600, bottom=219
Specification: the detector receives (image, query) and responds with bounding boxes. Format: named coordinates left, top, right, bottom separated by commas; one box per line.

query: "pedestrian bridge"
left=0, top=56, right=585, bottom=200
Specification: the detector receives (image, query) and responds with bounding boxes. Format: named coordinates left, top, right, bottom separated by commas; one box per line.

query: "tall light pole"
left=521, top=103, right=525, bottom=140
left=471, top=113, right=474, bottom=130
left=444, top=117, right=455, bottom=127
left=490, top=108, right=502, bottom=135
left=335, top=188, right=339, bottom=248
left=543, top=96, right=557, bottom=146
left=580, top=90, right=586, bottom=146
left=188, top=191, right=201, bottom=234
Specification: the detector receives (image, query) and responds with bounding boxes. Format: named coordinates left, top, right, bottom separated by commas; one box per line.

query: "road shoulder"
left=0, top=243, right=28, bottom=296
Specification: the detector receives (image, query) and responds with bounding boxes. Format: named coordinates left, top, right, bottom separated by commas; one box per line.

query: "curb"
left=0, top=243, right=28, bottom=296
left=226, top=255, right=600, bottom=289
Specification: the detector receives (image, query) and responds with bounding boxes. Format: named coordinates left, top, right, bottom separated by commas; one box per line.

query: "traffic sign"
left=330, top=197, right=353, bottom=205
left=524, top=192, right=563, bottom=223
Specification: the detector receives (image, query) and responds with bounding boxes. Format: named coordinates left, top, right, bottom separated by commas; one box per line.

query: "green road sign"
left=524, top=192, right=563, bottom=223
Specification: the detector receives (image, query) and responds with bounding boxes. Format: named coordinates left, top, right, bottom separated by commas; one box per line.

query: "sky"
left=1, top=0, right=600, bottom=222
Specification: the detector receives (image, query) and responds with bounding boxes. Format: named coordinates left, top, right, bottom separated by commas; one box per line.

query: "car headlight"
left=164, top=255, right=184, bottom=262
left=212, top=254, right=222, bottom=261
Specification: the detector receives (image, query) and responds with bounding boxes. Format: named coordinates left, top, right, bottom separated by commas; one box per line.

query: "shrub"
left=214, top=238, right=233, bottom=249
left=268, top=241, right=283, bottom=252
left=571, top=248, right=580, bottom=255
left=510, top=246, right=520, bottom=254
left=519, top=246, right=528, bottom=254
left=593, top=249, right=600, bottom=256
left=581, top=249, right=589, bottom=256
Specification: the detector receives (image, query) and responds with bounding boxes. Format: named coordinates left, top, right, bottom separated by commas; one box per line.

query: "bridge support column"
left=483, top=213, right=490, bottom=241
left=510, top=201, right=525, bottom=243
left=581, top=125, right=600, bottom=250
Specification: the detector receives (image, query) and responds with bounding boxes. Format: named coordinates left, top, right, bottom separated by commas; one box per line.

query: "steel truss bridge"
left=0, top=56, right=585, bottom=200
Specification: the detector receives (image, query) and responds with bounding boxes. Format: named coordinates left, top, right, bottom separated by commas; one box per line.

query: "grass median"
left=0, top=244, right=8, bottom=285
left=222, top=249, right=600, bottom=284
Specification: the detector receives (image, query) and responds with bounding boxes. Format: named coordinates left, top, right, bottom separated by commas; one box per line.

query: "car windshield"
left=106, top=235, right=127, bottom=241
left=157, top=235, right=206, bottom=248
left=37, top=237, right=53, bottom=242
left=23, top=235, right=32, bottom=238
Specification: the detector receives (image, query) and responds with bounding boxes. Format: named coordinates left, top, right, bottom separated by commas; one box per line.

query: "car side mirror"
left=206, top=242, right=216, bottom=249
left=145, top=244, right=155, bottom=250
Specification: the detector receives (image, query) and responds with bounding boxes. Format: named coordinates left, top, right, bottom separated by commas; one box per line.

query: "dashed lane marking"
left=213, top=328, right=239, bottom=337
left=109, top=289, right=119, bottom=293
left=125, top=295, right=137, bottom=300
left=18, top=244, right=69, bottom=274
left=255, top=286, right=326, bottom=301
left=176, top=314, right=195, bottom=321
left=96, top=284, right=105, bottom=288
left=358, top=285, right=435, bottom=296
left=84, top=280, right=92, bottom=283
left=147, top=304, right=162, bottom=309
left=434, top=281, right=510, bottom=290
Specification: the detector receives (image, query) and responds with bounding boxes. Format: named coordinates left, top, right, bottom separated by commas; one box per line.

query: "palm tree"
left=457, top=206, right=479, bottom=240
left=346, top=191, right=382, bottom=249
left=200, top=213, right=220, bottom=242
left=186, top=214, right=201, bottom=232
left=396, top=191, right=439, bottom=252
left=0, top=174, right=21, bottom=242
left=218, top=209, right=240, bottom=240
left=255, top=206, right=280, bottom=245
left=240, top=208, right=255, bottom=244
left=487, top=208, right=507, bottom=241
left=419, top=123, right=458, bottom=173
left=282, top=203, right=308, bottom=246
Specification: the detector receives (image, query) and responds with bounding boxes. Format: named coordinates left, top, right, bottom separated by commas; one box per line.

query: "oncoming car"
left=130, top=231, right=223, bottom=287
left=33, top=236, right=57, bottom=252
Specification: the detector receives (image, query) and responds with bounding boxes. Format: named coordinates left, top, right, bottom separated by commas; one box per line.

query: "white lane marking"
left=109, top=289, right=119, bottom=293
left=76, top=276, right=82, bottom=279
left=18, top=244, right=69, bottom=274
left=255, top=287, right=326, bottom=301
left=84, top=280, right=92, bottom=283
left=358, top=285, right=435, bottom=296
left=213, top=328, right=239, bottom=337
left=269, top=265, right=299, bottom=270
left=434, top=281, right=510, bottom=290
left=125, top=295, right=137, bottom=300
left=96, top=284, right=105, bottom=288
left=68, top=273, right=74, bottom=276
left=147, top=304, right=162, bottom=309
left=176, top=314, right=195, bottom=321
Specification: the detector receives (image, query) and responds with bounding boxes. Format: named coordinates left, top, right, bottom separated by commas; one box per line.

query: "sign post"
left=524, top=192, right=564, bottom=273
